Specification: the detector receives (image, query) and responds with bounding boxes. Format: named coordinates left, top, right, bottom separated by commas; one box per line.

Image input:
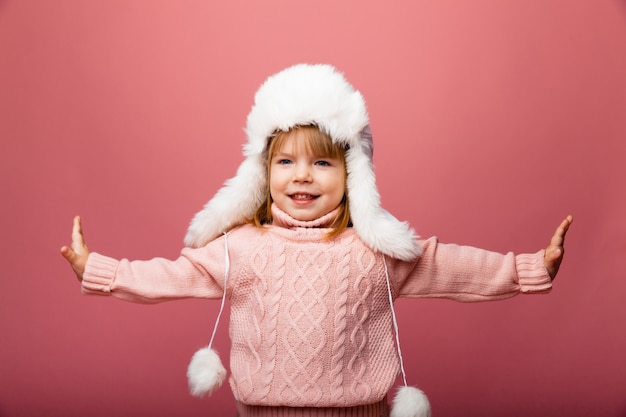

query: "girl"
left=61, top=64, right=572, bottom=417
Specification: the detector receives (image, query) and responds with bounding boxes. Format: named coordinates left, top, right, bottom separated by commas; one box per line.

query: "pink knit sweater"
left=82, top=206, right=551, bottom=415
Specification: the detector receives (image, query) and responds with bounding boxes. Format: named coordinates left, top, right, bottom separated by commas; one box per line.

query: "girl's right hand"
left=60, top=216, right=90, bottom=282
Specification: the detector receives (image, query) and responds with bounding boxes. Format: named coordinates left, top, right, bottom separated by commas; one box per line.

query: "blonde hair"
left=250, top=125, right=351, bottom=238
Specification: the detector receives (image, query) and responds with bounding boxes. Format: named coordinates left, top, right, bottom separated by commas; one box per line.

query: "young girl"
left=61, top=64, right=572, bottom=417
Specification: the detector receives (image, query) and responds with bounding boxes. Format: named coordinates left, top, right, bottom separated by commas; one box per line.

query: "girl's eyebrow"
left=272, top=151, right=294, bottom=159
left=273, top=150, right=340, bottom=160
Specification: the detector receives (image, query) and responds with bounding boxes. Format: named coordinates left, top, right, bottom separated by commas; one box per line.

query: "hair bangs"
left=271, top=125, right=345, bottom=161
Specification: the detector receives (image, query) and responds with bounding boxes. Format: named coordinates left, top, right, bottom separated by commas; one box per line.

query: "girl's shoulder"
left=224, top=223, right=266, bottom=242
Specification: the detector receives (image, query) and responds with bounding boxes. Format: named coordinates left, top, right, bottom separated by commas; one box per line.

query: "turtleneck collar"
left=271, top=204, right=340, bottom=229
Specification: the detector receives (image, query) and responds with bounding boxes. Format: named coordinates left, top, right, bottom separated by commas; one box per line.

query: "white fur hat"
left=184, top=63, right=420, bottom=261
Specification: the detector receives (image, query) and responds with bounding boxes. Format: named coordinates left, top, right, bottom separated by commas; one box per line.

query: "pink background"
left=1, top=1, right=625, bottom=416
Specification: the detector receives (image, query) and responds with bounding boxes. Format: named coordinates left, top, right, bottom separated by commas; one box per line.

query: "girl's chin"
left=285, top=208, right=321, bottom=221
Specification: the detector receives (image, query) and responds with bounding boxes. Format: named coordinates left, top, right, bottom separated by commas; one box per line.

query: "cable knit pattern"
left=348, top=247, right=375, bottom=399
left=329, top=233, right=352, bottom=400
left=280, top=242, right=330, bottom=403
left=234, top=231, right=283, bottom=400
left=227, top=207, right=403, bottom=407
left=81, top=205, right=553, bottom=414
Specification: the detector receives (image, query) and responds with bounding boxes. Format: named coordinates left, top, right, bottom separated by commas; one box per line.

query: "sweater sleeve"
left=81, top=239, right=229, bottom=303
left=394, top=236, right=552, bottom=302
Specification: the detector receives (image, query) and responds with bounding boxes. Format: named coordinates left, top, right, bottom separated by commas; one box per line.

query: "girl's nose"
left=293, top=163, right=312, bottom=182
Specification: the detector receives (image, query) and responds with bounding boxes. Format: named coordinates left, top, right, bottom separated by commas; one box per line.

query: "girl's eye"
left=315, top=160, right=331, bottom=167
left=277, top=159, right=292, bottom=165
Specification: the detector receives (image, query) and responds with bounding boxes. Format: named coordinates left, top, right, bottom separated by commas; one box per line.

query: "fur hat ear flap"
left=390, top=386, right=431, bottom=417
left=345, top=128, right=421, bottom=261
left=184, top=155, right=267, bottom=248
left=187, top=346, right=227, bottom=397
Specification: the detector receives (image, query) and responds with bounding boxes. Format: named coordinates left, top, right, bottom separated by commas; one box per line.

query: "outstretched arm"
left=60, top=216, right=90, bottom=282
left=544, top=215, right=573, bottom=280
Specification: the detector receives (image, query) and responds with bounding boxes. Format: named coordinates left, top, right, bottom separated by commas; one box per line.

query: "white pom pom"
left=187, top=347, right=226, bottom=397
left=390, top=386, right=431, bottom=417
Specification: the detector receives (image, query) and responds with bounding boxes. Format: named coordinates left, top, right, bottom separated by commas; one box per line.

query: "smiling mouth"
left=290, top=193, right=318, bottom=201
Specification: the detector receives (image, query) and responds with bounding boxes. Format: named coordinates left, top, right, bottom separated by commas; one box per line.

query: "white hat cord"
left=187, top=232, right=230, bottom=397
left=383, top=255, right=431, bottom=417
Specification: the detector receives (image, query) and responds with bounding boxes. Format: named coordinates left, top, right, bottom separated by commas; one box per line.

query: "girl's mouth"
left=290, top=193, right=318, bottom=201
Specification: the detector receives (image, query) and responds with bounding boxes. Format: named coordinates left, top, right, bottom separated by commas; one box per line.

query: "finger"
left=60, top=246, right=85, bottom=282
left=550, top=215, right=573, bottom=247
left=60, top=245, right=76, bottom=262
left=71, top=216, right=87, bottom=250
left=545, top=246, right=563, bottom=262
left=545, top=216, right=572, bottom=280
left=72, top=216, right=82, bottom=241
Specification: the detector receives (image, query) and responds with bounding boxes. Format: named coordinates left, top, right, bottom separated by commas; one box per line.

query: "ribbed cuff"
left=235, top=399, right=389, bottom=417
left=81, top=252, right=119, bottom=295
left=516, top=250, right=552, bottom=294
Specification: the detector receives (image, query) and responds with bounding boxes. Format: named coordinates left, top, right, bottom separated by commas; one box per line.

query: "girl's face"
left=269, top=129, right=346, bottom=222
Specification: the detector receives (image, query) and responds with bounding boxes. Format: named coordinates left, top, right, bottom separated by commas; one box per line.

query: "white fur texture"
left=391, top=386, right=431, bottom=417
left=245, top=64, right=368, bottom=153
left=184, top=63, right=421, bottom=260
left=187, top=347, right=226, bottom=397
left=184, top=155, right=266, bottom=248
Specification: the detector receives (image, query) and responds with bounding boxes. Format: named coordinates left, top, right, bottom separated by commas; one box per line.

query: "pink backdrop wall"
left=1, top=1, right=625, bottom=416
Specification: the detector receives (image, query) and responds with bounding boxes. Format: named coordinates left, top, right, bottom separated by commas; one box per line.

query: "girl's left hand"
left=60, top=216, right=90, bottom=282
left=544, top=215, right=573, bottom=280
